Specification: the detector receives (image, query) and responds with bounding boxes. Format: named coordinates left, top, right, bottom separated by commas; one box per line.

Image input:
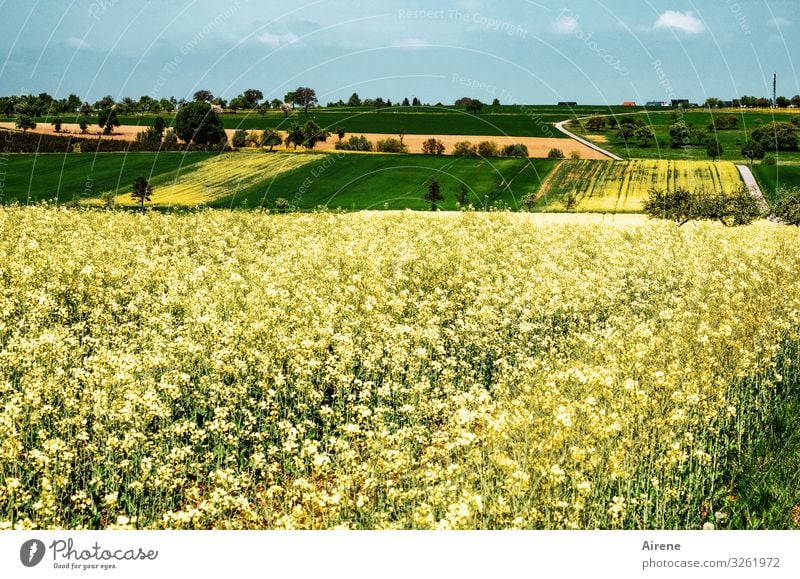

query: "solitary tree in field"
left=669, top=121, right=693, bottom=148
left=348, top=93, right=362, bottom=107
left=261, top=130, right=283, bottom=151
left=131, top=176, right=153, bottom=212
left=617, top=122, right=638, bottom=143
left=774, top=186, right=800, bottom=225
left=635, top=126, right=655, bottom=147
left=193, top=90, right=214, bottom=102
left=98, top=108, right=120, bottom=135
left=706, top=141, right=723, bottom=161
left=153, top=116, right=166, bottom=137
left=741, top=141, right=765, bottom=166
left=336, top=126, right=346, bottom=142
left=292, top=87, right=318, bottom=113
left=16, top=115, right=36, bottom=133
left=78, top=118, right=90, bottom=134
left=546, top=147, right=564, bottom=159
left=465, top=99, right=483, bottom=114
left=302, top=121, right=330, bottom=149
left=422, top=138, right=445, bottom=155
left=242, top=89, right=264, bottom=108
left=174, top=101, right=225, bottom=145
left=285, top=123, right=305, bottom=150
left=232, top=129, right=248, bottom=148
left=51, top=117, right=63, bottom=132
left=457, top=183, right=469, bottom=206
left=585, top=116, right=606, bottom=131
left=424, top=180, right=444, bottom=211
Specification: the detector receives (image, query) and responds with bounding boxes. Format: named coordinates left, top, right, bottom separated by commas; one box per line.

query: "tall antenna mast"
left=773, top=72, right=777, bottom=107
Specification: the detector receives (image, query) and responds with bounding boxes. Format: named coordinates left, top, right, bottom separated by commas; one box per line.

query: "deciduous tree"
left=131, top=176, right=153, bottom=212
left=424, top=180, right=443, bottom=210
left=174, top=101, right=226, bottom=145
left=16, top=115, right=36, bottom=133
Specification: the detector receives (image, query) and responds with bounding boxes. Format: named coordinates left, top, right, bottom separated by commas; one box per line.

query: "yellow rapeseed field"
left=539, top=159, right=744, bottom=212
left=0, top=207, right=798, bottom=530
left=92, top=152, right=318, bottom=207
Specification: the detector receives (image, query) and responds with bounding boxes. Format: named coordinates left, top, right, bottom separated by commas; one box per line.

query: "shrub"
left=232, top=129, right=248, bottom=148
left=741, top=141, right=765, bottom=164
left=456, top=183, right=469, bottom=206
left=706, top=141, right=723, bottom=161
left=707, top=114, right=738, bottom=132
left=477, top=141, right=499, bottom=157
left=163, top=130, right=179, bottom=148
left=585, top=116, right=606, bottom=131
left=569, top=151, right=581, bottom=160
left=422, top=138, right=445, bottom=155
left=335, top=135, right=373, bottom=152
left=522, top=192, right=538, bottom=211
left=261, top=130, right=283, bottom=151
left=16, top=115, right=36, bottom=133
left=669, top=122, right=692, bottom=148
left=762, top=155, right=777, bottom=166
left=452, top=141, right=477, bottom=156
left=246, top=132, right=261, bottom=148
left=643, top=186, right=761, bottom=226
left=546, top=147, right=564, bottom=159
left=376, top=138, right=408, bottom=153
left=774, top=187, right=800, bottom=225
left=424, top=180, right=444, bottom=210
left=0, top=128, right=230, bottom=154
left=751, top=122, right=798, bottom=152
left=135, top=127, right=163, bottom=147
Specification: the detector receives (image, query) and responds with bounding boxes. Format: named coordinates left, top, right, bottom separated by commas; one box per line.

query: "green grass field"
left=2, top=105, right=647, bottom=139
left=752, top=163, right=800, bottom=205
left=571, top=109, right=800, bottom=162
left=204, top=153, right=558, bottom=210
left=1, top=151, right=557, bottom=211
left=0, top=152, right=214, bottom=204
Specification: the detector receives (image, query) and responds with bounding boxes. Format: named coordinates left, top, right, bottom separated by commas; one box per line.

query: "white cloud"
left=654, top=10, right=705, bottom=34
left=392, top=38, right=429, bottom=49
left=768, top=17, right=790, bottom=29
left=67, top=37, right=90, bottom=50
left=552, top=15, right=579, bottom=35
left=257, top=32, right=299, bottom=47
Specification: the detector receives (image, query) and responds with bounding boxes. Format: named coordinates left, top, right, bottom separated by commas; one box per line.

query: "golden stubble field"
left=0, top=122, right=609, bottom=160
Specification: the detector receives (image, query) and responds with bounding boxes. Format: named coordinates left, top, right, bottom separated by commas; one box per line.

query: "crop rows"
left=538, top=160, right=743, bottom=212
left=100, top=152, right=320, bottom=207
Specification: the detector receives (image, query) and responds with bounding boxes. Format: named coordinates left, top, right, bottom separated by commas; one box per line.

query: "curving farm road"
left=554, top=120, right=623, bottom=161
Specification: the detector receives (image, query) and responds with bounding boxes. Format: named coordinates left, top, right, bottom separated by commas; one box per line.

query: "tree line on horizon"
left=0, top=87, right=505, bottom=119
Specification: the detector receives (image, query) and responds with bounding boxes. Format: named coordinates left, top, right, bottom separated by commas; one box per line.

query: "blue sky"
left=0, top=0, right=798, bottom=105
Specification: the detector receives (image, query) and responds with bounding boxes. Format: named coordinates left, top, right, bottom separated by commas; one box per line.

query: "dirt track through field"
left=0, top=123, right=610, bottom=160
